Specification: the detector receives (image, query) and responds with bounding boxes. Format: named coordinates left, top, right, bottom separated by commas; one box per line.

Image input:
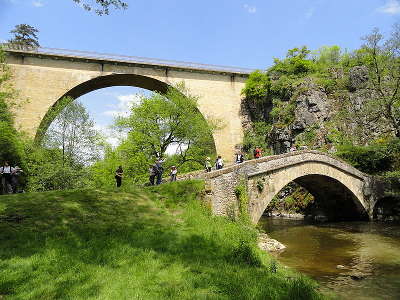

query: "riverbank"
left=0, top=181, right=324, bottom=299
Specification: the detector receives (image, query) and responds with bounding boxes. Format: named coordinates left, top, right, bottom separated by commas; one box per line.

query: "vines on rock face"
left=235, top=180, right=250, bottom=222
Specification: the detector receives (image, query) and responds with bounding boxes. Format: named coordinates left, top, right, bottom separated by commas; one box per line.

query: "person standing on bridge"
left=215, top=155, right=224, bottom=170
left=254, top=147, right=262, bottom=159
left=235, top=151, right=244, bottom=164
left=115, top=166, right=123, bottom=187
left=205, top=157, right=212, bottom=172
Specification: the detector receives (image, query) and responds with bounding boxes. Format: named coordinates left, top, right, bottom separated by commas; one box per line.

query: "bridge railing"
left=1, top=43, right=255, bottom=75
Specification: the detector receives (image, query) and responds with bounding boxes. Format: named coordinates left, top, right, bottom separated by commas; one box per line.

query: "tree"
left=43, top=98, right=103, bottom=166
left=72, top=0, right=128, bottom=15
left=0, top=49, right=23, bottom=168
left=359, top=25, right=400, bottom=137
left=115, top=85, right=216, bottom=176
left=8, top=24, right=40, bottom=48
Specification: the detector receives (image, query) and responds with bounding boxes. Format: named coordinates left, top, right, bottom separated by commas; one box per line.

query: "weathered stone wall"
left=180, top=151, right=379, bottom=224
left=6, top=52, right=247, bottom=162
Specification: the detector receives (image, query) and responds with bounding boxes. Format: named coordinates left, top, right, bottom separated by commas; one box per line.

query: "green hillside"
left=0, top=181, right=322, bottom=299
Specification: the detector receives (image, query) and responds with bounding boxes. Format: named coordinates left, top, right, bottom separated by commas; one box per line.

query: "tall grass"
left=0, top=181, right=324, bottom=299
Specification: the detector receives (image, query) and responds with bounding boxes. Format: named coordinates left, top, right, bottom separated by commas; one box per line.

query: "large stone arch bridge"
left=179, top=151, right=383, bottom=223
left=4, top=46, right=252, bottom=161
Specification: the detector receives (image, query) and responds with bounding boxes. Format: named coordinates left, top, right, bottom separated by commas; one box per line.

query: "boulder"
left=258, top=233, right=286, bottom=253
left=349, top=66, right=369, bottom=91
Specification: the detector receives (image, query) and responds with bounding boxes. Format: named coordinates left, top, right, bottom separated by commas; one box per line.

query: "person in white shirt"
left=170, top=166, right=177, bottom=182
left=0, top=161, right=15, bottom=194
left=215, top=155, right=224, bottom=170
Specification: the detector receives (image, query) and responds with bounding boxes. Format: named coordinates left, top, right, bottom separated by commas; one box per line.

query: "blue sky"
left=1, top=0, right=400, bottom=145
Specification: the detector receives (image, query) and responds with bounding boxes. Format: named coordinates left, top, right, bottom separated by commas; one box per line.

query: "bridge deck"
left=3, top=45, right=254, bottom=76
left=178, top=150, right=368, bottom=181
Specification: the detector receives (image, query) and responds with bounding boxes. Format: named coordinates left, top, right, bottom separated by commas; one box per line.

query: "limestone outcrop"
left=241, top=66, right=391, bottom=154
left=257, top=233, right=286, bottom=253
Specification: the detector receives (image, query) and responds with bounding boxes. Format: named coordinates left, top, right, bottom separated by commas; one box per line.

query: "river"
left=259, top=218, right=400, bottom=299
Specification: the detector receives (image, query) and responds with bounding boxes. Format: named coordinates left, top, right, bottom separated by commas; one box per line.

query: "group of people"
left=0, top=161, right=23, bottom=194
left=147, top=159, right=178, bottom=186
left=204, top=147, right=264, bottom=172
left=114, top=159, right=178, bottom=187
left=114, top=146, right=268, bottom=187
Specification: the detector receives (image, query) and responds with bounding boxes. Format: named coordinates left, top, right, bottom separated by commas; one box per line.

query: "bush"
left=336, top=143, right=393, bottom=174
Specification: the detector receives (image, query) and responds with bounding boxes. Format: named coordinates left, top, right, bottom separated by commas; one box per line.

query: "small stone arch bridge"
left=180, top=151, right=382, bottom=224
left=4, top=46, right=252, bottom=161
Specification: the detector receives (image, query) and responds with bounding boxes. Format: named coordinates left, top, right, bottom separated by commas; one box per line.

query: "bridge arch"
left=6, top=48, right=247, bottom=161
left=248, top=160, right=370, bottom=223
left=35, top=73, right=216, bottom=154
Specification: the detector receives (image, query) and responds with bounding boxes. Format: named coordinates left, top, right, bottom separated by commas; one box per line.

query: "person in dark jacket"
left=115, top=166, right=123, bottom=187
left=155, top=158, right=164, bottom=185
left=0, top=161, right=15, bottom=194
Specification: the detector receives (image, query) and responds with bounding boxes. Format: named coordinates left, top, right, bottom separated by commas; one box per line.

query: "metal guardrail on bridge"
left=2, top=44, right=256, bottom=75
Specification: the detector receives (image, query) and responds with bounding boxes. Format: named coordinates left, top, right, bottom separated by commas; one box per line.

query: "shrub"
left=336, top=143, right=392, bottom=174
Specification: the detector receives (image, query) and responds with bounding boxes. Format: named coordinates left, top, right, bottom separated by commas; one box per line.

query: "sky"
left=1, top=0, right=400, bottom=145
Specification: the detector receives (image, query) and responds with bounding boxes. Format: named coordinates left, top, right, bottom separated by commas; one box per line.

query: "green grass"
left=0, top=181, right=323, bottom=299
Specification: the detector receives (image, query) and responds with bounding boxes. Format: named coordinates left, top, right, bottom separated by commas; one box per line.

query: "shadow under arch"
left=252, top=171, right=370, bottom=224
left=293, top=174, right=369, bottom=221
left=35, top=74, right=216, bottom=153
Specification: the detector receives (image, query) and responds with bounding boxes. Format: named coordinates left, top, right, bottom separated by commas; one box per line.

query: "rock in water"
left=258, top=233, right=286, bottom=253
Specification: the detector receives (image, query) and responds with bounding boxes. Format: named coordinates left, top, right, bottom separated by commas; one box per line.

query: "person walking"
left=215, top=155, right=224, bottom=170
left=235, top=152, right=244, bottom=164
left=205, top=157, right=212, bottom=172
left=170, top=166, right=177, bottom=182
left=0, top=161, right=15, bottom=194
left=254, top=146, right=262, bottom=159
left=149, top=164, right=156, bottom=185
left=115, top=166, right=123, bottom=187
left=155, top=158, right=164, bottom=185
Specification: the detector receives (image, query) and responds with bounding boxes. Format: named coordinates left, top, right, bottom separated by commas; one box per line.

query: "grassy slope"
left=0, top=181, right=323, bottom=300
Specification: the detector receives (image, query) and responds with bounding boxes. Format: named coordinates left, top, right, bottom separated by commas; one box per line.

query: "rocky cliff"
left=241, top=66, right=385, bottom=154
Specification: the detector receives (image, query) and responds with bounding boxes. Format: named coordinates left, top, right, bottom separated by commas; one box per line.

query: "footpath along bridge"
left=4, top=45, right=253, bottom=161
left=179, top=151, right=383, bottom=223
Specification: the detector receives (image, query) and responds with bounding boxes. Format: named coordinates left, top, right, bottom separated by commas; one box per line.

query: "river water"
left=259, top=218, right=400, bottom=299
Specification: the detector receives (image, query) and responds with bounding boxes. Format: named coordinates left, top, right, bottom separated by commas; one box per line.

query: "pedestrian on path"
left=0, top=161, right=15, bottom=194
left=149, top=164, right=156, bottom=185
left=155, top=158, right=164, bottom=185
left=115, top=166, right=123, bottom=187
left=170, top=166, right=177, bottom=182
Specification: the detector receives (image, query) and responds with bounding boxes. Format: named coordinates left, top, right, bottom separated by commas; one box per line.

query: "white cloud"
left=32, top=0, right=44, bottom=7
left=378, top=0, right=400, bottom=15
left=305, top=7, right=315, bottom=19
left=244, top=4, right=257, bottom=14
left=93, top=124, right=126, bottom=148
left=102, top=94, right=142, bottom=117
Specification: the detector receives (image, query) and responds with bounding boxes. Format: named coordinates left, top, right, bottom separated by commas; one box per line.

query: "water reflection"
left=259, top=218, right=400, bottom=300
